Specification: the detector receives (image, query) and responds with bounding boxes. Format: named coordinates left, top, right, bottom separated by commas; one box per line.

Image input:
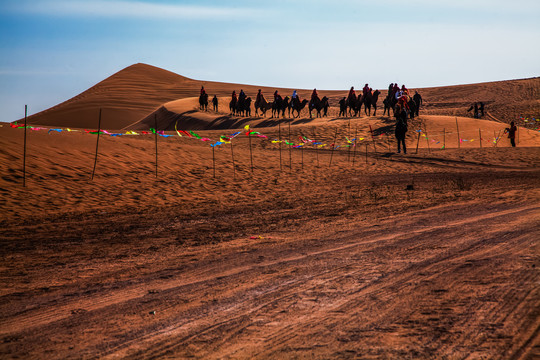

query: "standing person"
left=212, top=95, right=218, bottom=112
left=473, top=103, right=479, bottom=118
left=413, top=91, right=422, bottom=117
left=505, top=121, right=517, bottom=147
left=479, top=102, right=485, bottom=117
left=395, top=104, right=408, bottom=154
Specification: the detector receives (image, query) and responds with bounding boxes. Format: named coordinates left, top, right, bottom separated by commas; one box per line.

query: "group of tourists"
left=467, top=102, right=486, bottom=118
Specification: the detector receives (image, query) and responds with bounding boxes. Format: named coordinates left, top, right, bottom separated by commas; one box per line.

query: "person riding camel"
left=398, top=92, right=409, bottom=111
left=200, top=86, right=206, bottom=96
left=274, top=90, right=282, bottom=102
left=239, top=89, right=246, bottom=103
left=363, top=84, right=370, bottom=96
left=311, top=88, right=319, bottom=104
left=256, top=89, right=263, bottom=103
left=232, top=90, right=237, bottom=101
left=292, top=90, right=300, bottom=106
left=348, top=86, right=356, bottom=100
left=401, top=85, right=409, bottom=96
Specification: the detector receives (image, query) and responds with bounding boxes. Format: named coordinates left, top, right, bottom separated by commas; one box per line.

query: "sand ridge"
left=13, top=63, right=540, bottom=131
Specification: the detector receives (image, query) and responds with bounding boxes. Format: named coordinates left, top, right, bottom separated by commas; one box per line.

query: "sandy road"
left=1, top=200, right=538, bottom=359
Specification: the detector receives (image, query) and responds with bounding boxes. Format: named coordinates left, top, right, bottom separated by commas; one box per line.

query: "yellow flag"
left=244, top=125, right=250, bottom=131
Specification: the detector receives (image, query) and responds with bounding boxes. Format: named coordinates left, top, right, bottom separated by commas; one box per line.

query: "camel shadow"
left=372, top=124, right=395, bottom=136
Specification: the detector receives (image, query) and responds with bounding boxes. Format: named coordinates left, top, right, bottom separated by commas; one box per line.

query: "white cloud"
left=5, top=0, right=260, bottom=20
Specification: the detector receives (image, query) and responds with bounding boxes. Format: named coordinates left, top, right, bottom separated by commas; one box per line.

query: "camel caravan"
left=198, top=83, right=423, bottom=120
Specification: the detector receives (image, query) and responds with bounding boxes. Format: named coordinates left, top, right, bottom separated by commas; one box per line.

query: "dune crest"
left=14, top=63, right=540, bottom=131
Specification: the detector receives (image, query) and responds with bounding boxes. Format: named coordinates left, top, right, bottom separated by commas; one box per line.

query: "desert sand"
left=1, top=64, right=540, bottom=359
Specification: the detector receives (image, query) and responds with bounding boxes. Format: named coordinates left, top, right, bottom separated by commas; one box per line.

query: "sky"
left=1, top=0, right=539, bottom=122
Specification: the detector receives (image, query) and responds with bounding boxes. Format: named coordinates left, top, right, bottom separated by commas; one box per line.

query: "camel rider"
left=311, top=89, right=319, bottom=105
left=401, top=85, right=409, bottom=96
left=274, top=90, right=282, bottom=102
left=200, top=86, right=206, bottom=96
left=348, top=87, right=356, bottom=99
left=239, top=89, right=246, bottom=103
left=292, top=90, right=300, bottom=106
left=398, top=93, right=409, bottom=111
left=232, top=90, right=237, bottom=101
left=363, top=84, right=370, bottom=96
left=256, top=89, right=263, bottom=103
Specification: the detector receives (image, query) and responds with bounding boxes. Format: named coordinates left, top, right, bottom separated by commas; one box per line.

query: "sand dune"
left=14, top=63, right=539, bottom=131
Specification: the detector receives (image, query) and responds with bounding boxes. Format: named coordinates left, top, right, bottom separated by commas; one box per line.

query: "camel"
left=236, top=97, right=252, bottom=117
left=272, top=96, right=290, bottom=118
left=346, top=93, right=363, bottom=117
left=199, top=93, right=208, bottom=111
left=363, top=90, right=380, bottom=116
left=309, top=96, right=329, bottom=118
left=254, top=96, right=272, bottom=117
left=229, top=97, right=237, bottom=115
left=291, top=99, right=309, bottom=118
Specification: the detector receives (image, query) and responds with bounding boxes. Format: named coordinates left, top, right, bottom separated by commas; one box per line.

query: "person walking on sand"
left=479, top=102, right=485, bottom=117
left=395, top=104, right=408, bottom=154
left=413, top=91, right=422, bottom=117
left=505, top=121, right=517, bottom=147
left=212, top=95, right=218, bottom=112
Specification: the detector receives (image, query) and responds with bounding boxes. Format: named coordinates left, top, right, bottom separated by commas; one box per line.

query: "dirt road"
left=1, top=180, right=539, bottom=359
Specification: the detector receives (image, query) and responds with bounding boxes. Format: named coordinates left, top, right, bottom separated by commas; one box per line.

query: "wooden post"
left=415, top=131, right=421, bottom=154
left=368, top=125, right=377, bottom=156
left=316, top=145, right=320, bottom=167
left=329, top=127, right=338, bottom=167
left=425, top=124, right=431, bottom=153
left=248, top=130, right=253, bottom=173
left=365, top=143, right=369, bottom=164
left=154, top=114, right=158, bottom=178
left=479, top=128, right=482, bottom=148
left=443, top=128, right=446, bottom=150
left=455, top=117, right=461, bottom=148
left=91, top=108, right=102, bottom=180
left=230, top=141, right=236, bottom=179
left=23, top=105, right=27, bottom=187
left=301, top=144, right=304, bottom=170
left=212, top=145, right=216, bottom=178
left=347, top=121, right=351, bottom=163
left=494, top=130, right=502, bottom=147
left=288, top=120, right=292, bottom=172
left=493, top=130, right=496, bottom=147
left=278, top=121, right=282, bottom=171
left=352, top=128, right=357, bottom=166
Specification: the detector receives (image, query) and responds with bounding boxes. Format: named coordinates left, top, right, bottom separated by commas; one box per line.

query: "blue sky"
left=1, top=0, right=539, bottom=122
